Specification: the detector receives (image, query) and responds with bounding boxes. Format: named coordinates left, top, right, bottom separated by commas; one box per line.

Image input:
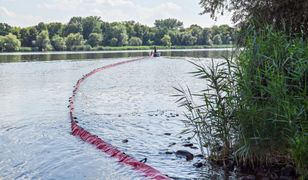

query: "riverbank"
left=0, top=48, right=233, bottom=63
left=17, top=45, right=233, bottom=52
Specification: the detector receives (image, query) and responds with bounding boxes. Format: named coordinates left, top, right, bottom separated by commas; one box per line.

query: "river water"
left=0, top=49, right=232, bottom=179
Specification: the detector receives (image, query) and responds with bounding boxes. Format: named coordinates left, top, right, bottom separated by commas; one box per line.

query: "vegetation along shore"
left=175, top=0, right=308, bottom=179
left=0, top=18, right=235, bottom=52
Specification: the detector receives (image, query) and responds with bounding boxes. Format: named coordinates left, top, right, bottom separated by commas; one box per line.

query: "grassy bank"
left=18, top=45, right=233, bottom=52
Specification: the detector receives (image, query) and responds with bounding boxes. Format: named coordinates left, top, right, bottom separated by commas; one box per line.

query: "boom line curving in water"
left=68, top=57, right=171, bottom=180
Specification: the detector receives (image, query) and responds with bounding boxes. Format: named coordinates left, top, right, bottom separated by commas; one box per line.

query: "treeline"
left=0, top=17, right=235, bottom=52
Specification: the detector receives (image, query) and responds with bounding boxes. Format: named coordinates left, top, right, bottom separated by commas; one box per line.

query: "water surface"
left=0, top=49, right=232, bottom=63
left=0, top=49, right=231, bottom=179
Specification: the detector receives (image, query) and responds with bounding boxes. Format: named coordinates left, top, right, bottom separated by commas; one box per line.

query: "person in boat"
left=153, top=46, right=160, bottom=57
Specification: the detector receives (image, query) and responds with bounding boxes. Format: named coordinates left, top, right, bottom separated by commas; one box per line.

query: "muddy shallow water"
left=0, top=50, right=232, bottom=179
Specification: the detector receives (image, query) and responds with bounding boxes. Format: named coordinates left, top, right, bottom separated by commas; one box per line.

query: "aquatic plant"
left=174, top=55, right=239, bottom=178
left=235, top=25, right=308, bottom=177
left=175, top=25, right=308, bottom=179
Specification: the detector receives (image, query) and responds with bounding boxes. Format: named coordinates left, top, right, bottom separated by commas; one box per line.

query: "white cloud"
left=84, top=2, right=183, bottom=26
left=91, top=0, right=134, bottom=6
left=37, top=0, right=133, bottom=11
left=1, top=0, right=232, bottom=27
left=0, top=6, right=16, bottom=17
left=0, top=6, right=43, bottom=26
left=37, top=0, right=83, bottom=11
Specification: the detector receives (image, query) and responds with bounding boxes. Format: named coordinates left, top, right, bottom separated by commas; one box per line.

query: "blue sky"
left=0, top=0, right=232, bottom=27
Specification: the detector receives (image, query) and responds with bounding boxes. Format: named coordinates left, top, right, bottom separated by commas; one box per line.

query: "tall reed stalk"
left=174, top=56, right=239, bottom=179
left=175, top=25, right=308, bottom=179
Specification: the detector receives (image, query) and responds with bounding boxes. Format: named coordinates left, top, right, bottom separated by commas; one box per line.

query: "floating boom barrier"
left=68, top=57, right=171, bottom=180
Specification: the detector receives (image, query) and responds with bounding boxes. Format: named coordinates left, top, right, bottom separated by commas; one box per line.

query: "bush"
left=176, top=25, right=308, bottom=178
left=51, top=35, right=66, bottom=51
left=71, top=44, right=92, bottom=51
left=161, top=35, right=172, bottom=47
left=174, top=57, right=238, bottom=176
left=65, top=33, right=84, bottom=50
left=87, top=33, right=103, bottom=47
left=235, top=26, right=308, bottom=166
left=128, top=37, right=143, bottom=46
left=213, top=34, right=222, bottom=45
left=110, top=38, right=118, bottom=46
left=231, top=27, right=308, bottom=180
left=19, top=47, right=32, bottom=52
left=0, top=33, right=21, bottom=52
left=36, top=30, right=52, bottom=51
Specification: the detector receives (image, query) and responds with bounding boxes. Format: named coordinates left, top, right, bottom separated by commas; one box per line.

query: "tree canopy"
left=155, top=18, right=183, bottom=30
left=0, top=33, right=21, bottom=52
left=199, top=0, right=308, bottom=35
left=0, top=17, right=235, bottom=52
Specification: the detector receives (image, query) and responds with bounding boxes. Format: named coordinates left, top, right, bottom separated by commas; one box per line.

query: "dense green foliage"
left=65, top=33, right=84, bottom=50
left=0, top=18, right=235, bottom=52
left=236, top=27, right=308, bottom=177
left=87, top=33, right=103, bottom=47
left=128, top=36, right=142, bottom=46
left=176, top=27, right=308, bottom=178
left=36, top=30, right=52, bottom=51
left=0, top=33, right=21, bottom=51
left=174, top=1, right=308, bottom=178
left=51, top=35, right=66, bottom=51
left=199, top=0, right=308, bottom=36
left=175, top=57, right=238, bottom=176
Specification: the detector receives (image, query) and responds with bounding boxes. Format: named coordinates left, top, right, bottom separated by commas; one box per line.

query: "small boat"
left=150, top=46, right=160, bottom=57
left=153, top=52, right=160, bottom=57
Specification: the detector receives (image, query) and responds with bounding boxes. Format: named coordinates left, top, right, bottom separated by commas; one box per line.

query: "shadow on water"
left=0, top=49, right=232, bottom=63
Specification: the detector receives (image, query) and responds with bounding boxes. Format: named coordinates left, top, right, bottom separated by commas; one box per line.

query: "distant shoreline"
left=1, top=45, right=234, bottom=54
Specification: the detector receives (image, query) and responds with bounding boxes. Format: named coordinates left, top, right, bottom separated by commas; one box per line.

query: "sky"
left=0, top=0, right=233, bottom=28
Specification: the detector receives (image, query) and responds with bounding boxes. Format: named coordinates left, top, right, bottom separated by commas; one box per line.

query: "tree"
left=133, top=23, right=146, bottom=38
left=199, top=0, right=308, bottom=35
left=51, top=35, right=66, bottom=51
left=128, top=37, right=142, bottom=46
left=0, top=33, right=21, bottom=52
left=147, top=39, right=154, bottom=46
left=167, top=30, right=181, bottom=45
left=161, top=34, right=172, bottom=47
left=87, top=33, right=103, bottom=47
left=124, top=21, right=136, bottom=38
left=101, top=22, right=113, bottom=45
left=152, top=28, right=166, bottom=45
left=82, top=16, right=102, bottom=39
left=0, top=23, right=12, bottom=36
left=10, top=27, right=21, bottom=39
left=36, top=22, right=47, bottom=33
left=180, top=32, right=197, bottom=45
left=213, top=34, right=222, bottom=45
left=110, top=24, right=128, bottom=46
left=63, top=17, right=83, bottom=37
left=118, top=33, right=128, bottom=46
left=0, top=15, right=236, bottom=50
left=0, top=36, right=4, bottom=51
left=19, top=27, right=38, bottom=47
left=65, top=33, right=84, bottom=50
left=47, top=22, right=64, bottom=38
left=36, top=30, right=52, bottom=51
left=188, top=25, right=203, bottom=45
left=110, top=38, right=118, bottom=46
left=155, top=18, right=183, bottom=30
left=200, top=28, right=213, bottom=45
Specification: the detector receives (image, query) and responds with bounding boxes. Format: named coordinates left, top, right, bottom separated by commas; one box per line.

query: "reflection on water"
left=0, top=50, right=231, bottom=179
left=74, top=57, right=226, bottom=179
left=0, top=49, right=232, bottom=62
